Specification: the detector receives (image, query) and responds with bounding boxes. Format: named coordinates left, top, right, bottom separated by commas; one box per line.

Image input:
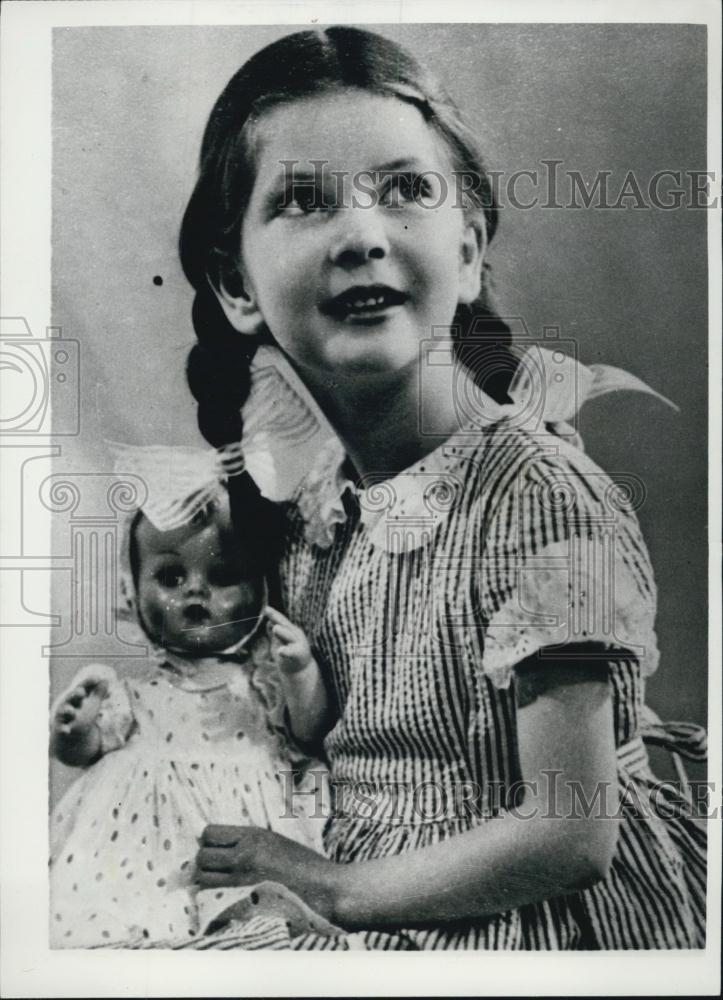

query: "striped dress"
left=176, top=419, right=707, bottom=951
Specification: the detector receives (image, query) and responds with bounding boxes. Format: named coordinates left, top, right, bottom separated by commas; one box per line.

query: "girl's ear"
left=211, top=272, right=264, bottom=336
left=458, top=218, right=487, bottom=305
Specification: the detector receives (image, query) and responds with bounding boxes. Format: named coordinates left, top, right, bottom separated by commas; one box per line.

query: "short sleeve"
left=478, top=442, right=659, bottom=689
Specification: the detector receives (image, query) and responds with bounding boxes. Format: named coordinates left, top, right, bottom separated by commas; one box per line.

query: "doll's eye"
left=156, top=565, right=185, bottom=588
left=208, top=563, right=243, bottom=587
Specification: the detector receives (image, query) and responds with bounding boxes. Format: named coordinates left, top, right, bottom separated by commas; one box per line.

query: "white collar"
left=297, top=419, right=496, bottom=554
left=295, top=348, right=676, bottom=555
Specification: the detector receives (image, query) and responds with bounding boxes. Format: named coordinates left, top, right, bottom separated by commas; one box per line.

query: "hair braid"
left=185, top=285, right=284, bottom=578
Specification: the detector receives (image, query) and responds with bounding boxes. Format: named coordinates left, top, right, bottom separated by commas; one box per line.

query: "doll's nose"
left=328, top=207, right=390, bottom=268
left=183, top=573, right=210, bottom=598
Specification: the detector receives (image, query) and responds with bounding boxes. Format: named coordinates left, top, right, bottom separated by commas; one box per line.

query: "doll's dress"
left=49, top=637, right=331, bottom=948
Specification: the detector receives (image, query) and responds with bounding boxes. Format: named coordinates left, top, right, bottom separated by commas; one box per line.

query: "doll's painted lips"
left=183, top=603, right=210, bottom=626
left=320, top=284, right=408, bottom=321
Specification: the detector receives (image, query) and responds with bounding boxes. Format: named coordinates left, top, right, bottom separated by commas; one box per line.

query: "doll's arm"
left=50, top=664, right=132, bottom=768
left=265, top=607, right=332, bottom=749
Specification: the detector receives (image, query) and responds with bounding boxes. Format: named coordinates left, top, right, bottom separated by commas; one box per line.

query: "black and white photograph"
left=0, top=1, right=720, bottom=995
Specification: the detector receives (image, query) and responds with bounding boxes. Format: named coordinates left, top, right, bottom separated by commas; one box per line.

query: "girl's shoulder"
left=470, top=420, right=636, bottom=527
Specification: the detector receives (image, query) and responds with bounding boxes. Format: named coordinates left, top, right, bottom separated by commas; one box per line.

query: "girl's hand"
left=51, top=676, right=109, bottom=740
left=265, top=606, right=314, bottom=675
left=195, top=825, right=341, bottom=924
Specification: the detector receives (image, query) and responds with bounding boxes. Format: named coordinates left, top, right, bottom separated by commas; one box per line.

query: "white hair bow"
left=505, top=346, right=678, bottom=442
left=107, top=347, right=325, bottom=531
left=509, top=345, right=679, bottom=420
left=107, top=440, right=253, bottom=531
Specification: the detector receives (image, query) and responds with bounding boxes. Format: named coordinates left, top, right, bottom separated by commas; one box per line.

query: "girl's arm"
left=197, top=657, right=620, bottom=928
left=331, top=659, right=620, bottom=928
left=265, top=607, right=333, bottom=748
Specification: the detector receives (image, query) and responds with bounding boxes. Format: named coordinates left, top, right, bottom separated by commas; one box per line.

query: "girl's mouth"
left=320, top=284, right=408, bottom=322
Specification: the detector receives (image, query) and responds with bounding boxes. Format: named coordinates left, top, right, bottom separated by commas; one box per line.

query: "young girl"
left=177, top=26, right=706, bottom=950
left=49, top=460, right=334, bottom=948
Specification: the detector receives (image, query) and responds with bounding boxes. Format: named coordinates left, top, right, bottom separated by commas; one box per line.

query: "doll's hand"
left=51, top=674, right=109, bottom=742
left=195, top=825, right=341, bottom=925
left=265, top=607, right=314, bottom=675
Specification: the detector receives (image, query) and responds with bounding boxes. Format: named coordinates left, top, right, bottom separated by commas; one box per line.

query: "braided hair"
left=184, top=297, right=282, bottom=577
left=181, top=27, right=517, bottom=551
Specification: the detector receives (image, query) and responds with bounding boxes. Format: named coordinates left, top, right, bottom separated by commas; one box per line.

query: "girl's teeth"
left=351, top=296, right=384, bottom=309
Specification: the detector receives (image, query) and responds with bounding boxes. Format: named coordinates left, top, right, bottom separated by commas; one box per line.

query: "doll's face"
left=133, top=509, right=262, bottom=654
left=227, top=89, right=483, bottom=376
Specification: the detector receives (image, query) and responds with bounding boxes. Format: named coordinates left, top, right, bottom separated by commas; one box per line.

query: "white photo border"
left=1, top=1, right=720, bottom=996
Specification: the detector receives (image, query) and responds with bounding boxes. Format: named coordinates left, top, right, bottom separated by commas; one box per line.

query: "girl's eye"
left=280, top=183, right=327, bottom=216
left=156, top=566, right=185, bottom=588
left=380, top=172, right=438, bottom=207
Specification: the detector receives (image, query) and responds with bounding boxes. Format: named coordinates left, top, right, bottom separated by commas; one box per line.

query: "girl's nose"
left=328, top=207, right=390, bottom=269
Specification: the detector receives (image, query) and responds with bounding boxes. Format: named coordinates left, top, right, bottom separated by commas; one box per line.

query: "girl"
left=49, top=460, right=334, bottom=948
left=179, top=26, right=706, bottom=949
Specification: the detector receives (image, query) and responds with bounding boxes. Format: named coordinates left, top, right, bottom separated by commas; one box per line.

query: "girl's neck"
left=293, top=343, right=475, bottom=479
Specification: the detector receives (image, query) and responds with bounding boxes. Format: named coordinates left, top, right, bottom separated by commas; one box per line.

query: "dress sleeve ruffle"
left=96, top=671, right=134, bottom=753
left=478, top=444, right=660, bottom=689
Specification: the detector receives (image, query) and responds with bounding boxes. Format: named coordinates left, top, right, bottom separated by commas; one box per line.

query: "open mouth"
left=183, top=603, right=211, bottom=627
left=320, top=284, right=408, bottom=321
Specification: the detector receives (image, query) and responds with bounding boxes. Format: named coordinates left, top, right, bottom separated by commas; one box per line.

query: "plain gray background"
left=50, top=23, right=708, bottom=803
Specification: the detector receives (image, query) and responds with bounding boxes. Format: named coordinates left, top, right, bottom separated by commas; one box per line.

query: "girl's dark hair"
left=182, top=27, right=516, bottom=545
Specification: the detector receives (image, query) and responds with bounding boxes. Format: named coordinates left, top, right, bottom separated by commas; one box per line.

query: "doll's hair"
left=181, top=27, right=517, bottom=531
left=127, top=490, right=279, bottom=598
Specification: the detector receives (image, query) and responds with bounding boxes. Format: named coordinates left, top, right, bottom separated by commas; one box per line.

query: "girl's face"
left=134, top=510, right=262, bottom=655
left=227, top=89, right=483, bottom=376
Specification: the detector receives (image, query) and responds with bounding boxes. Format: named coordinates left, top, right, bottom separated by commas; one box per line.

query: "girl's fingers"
left=194, top=869, right=240, bottom=889
left=197, top=847, right=236, bottom=872
left=272, top=623, right=298, bottom=642
left=264, top=607, right=300, bottom=633
left=277, top=646, right=305, bottom=660
left=200, top=824, right=242, bottom=847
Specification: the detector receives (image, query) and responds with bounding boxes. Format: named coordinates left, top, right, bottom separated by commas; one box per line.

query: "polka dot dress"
left=49, top=654, right=327, bottom=948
